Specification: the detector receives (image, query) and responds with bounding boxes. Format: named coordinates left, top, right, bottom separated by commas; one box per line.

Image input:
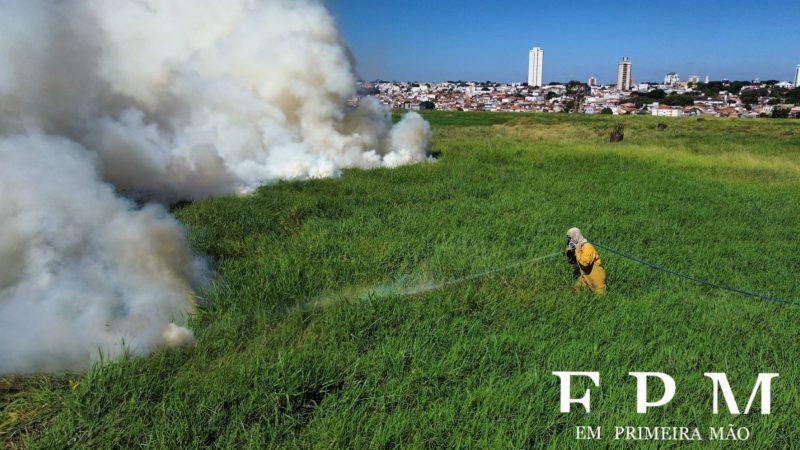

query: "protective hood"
left=567, top=227, right=588, bottom=248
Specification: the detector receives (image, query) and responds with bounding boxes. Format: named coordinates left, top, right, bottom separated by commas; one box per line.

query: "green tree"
left=786, top=88, right=800, bottom=105
left=772, top=107, right=790, bottom=118
left=769, top=86, right=788, bottom=104
left=563, top=99, right=578, bottom=113
left=663, top=94, right=696, bottom=107
left=630, top=95, right=655, bottom=108
left=601, top=107, right=613, bottom=115
left=566, top=80, right=589, bottom=94
left=419, top=101, right=435, bottom=110
left=695, top=81, right=723, bottom=97
left=725, top=81, right=751, bottom=94
left=739, top=90, right=760, bottom=106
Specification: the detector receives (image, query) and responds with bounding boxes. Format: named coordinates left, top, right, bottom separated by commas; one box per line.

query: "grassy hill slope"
left=4, top=112, right=800, bottom=448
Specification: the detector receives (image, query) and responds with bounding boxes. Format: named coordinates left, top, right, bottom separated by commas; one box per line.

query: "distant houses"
left=357, top=76, right=800, bottom=119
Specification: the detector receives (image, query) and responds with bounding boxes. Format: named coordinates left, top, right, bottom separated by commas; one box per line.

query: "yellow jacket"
left=575, top=243, right=606, bottom=294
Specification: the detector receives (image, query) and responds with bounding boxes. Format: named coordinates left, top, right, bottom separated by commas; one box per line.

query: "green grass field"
left=3, top=112, right=800, bottom=448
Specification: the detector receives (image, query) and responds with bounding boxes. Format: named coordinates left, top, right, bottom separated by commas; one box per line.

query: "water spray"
left=304, top=252, right=562, bottom=312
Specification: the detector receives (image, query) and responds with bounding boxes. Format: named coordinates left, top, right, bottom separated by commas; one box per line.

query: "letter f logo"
left=553, top=372, right=600, bottom=413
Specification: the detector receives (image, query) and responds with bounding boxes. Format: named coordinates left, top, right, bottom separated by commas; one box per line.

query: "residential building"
left=688, top=75, right=700, bottom=83
left=651, top=103, right=684, bottom=117
left=795, top=64, right=800, bottom=88
left=528, top=47, right=543, bottom=87
left=665, top=72, right=680, bottom=85
left=616, top=57, right=632, bottom=91
left=356, top=76, right=795, bottom=118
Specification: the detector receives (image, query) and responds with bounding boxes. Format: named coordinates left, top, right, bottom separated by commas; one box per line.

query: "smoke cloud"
left=0, top=134, right=206, bottom=373
left=0, top=0, right=431, bottom=374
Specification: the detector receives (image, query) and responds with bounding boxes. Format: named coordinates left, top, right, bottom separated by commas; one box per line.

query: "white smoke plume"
left=0, top=0, right=431, bottom=374
left=0, top=134, right=205, bottom=373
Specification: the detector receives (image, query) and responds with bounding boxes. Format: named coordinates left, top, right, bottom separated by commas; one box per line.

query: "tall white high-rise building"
left=664, top=72, right=680, bottom=85
left=616, top=57, right=632, bottom=91
left=794, top=64, right=800, bottom=88
left=528, top=47, right=543, bottom=87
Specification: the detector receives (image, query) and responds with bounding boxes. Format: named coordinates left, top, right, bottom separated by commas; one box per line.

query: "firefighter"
left=564, top=227, right=606, bottom=294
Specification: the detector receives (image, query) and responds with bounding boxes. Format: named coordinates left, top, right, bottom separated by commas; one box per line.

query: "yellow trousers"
left=574, top=269, right=606, bottom=294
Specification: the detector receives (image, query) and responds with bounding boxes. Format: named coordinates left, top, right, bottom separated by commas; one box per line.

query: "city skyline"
left=329, top=0, right=800, bottom=83
left=357, top=45, right=799, bottom=86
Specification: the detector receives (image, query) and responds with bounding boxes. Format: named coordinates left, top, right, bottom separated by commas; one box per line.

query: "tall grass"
left=3, top=112, right=800, bottom=448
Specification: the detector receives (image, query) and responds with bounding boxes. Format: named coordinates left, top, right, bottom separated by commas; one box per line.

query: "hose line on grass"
left=590, top=241, right=799, bottom=307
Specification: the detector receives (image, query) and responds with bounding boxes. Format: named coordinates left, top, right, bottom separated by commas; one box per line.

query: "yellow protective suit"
left=574, top=243, right=606, bottom=294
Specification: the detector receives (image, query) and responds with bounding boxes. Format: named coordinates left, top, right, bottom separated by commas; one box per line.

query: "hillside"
left=4, top=112, right=800, bottom=448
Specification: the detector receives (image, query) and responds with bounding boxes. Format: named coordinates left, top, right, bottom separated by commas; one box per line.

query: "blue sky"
left=327, top=0, right=800, bottom=83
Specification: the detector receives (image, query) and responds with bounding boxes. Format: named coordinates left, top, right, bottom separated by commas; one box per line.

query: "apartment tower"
left=616, top=57, right=632, bottom=91
left=794, top=64, right=800, bottom=88
left=528, top=47, right=543, bottom=87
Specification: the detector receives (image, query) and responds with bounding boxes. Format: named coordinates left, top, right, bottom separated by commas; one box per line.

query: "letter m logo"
left=704, top=373, right=779, bottom=415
